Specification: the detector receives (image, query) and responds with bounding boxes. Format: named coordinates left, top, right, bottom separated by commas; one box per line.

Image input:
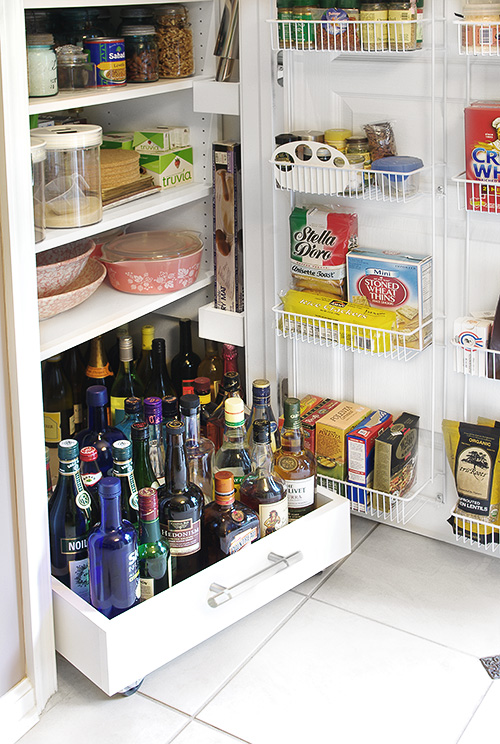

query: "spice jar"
left=27, top=34, right=58, bottom=97
left=360, top=2, right=388, bottom=51
left=122, top=26, right=159, bottom=83
left=387, top=0, right=416, bottom=51
left=154, top=4, right=194, bottom=79
left=30, top=124, right=103, bottom=229
left=56, top=45, right=96, bottom=89
left=31, top=136, right=46, bottom=243
left=325, top=128, right=352, bottom=153
left=346, top=135, right=371, bottom=165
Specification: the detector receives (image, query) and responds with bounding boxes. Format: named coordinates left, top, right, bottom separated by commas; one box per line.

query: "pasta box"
left=315, top=401, right=372, bottom=480
left=346, top=410, right=393, bottom=511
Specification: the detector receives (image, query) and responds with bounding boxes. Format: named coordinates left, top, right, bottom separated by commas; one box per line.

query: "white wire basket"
left=452, top=338, right=500, bottom=379
left=452, top=172, right=500, bottom=213
left=274, top=300, right=432, bottom=361
left=450, top=508, right=500, bottom=553
left=268, top=18, right=422, bottom=54
left=455, top=20, right=500, bottom=56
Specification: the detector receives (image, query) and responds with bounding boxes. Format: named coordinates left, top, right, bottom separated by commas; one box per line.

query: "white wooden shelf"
left=39, top=270, right=213, bottom=361
left=198, top=302, right=245, bottom=346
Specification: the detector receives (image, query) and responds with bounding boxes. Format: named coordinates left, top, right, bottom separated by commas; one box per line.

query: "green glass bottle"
left=42, top=354, right=75, bottom=448
left=138, top=487, right=171, bottom=600
left=131, top=422, right=159, bottom=492
left=110, top=335, right=144, bottom=425
left=135, top=324, right=155, bottom=392
left=111, top=439, right=139, bottom=527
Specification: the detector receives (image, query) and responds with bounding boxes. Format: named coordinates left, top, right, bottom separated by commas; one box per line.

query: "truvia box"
left=133, top=127, right=190, bottom=153
left=315, top=401, right=372, bottom=480
left=101, top=132, right=134, bottom=149
left=346, top=410, right=393, bottom=511
left=213, top=141, right=243, bottom=313
left=138, top=148, right=193, bottom=191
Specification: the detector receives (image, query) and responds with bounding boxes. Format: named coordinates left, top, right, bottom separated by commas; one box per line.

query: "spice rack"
left=455, top=20, right=500, bottom=56
left=451, top=173, right=500, bottom=214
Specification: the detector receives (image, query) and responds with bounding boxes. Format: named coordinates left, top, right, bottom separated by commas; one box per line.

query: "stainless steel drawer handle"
left=207, top=550, right=303, bottom=608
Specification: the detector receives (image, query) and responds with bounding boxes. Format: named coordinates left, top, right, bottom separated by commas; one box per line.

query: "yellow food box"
left=315, top=401, right=372, bottom=480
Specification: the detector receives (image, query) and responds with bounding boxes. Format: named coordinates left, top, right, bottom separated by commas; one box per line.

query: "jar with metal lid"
left=325, top=128, right=352, bottom=153
left=25, top=9, right=53, bottom=35
left=360, top=2, right=388, bottom=51
left=30, top=124, right=103, bottom=229
left=27, top=34, right=58, bottom=97
left=31, top=137, right=46, bottom=243
left=118, top=7, right=155, bottom=35
left=346, top=135, right=371, bottom=165
left=95, top=9, right=115, bottom=37
left=52, top=8, right=106, bottom=47
left=154, top=4, right=194, bottom=79
left=122, top=26, right=159, bottom=83
left=387, top=0, right=416, bottom=51
left=56, top=45, right=96, bottom=89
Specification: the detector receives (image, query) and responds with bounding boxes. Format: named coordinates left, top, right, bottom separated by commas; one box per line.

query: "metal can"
left=84, top=37, right=126, bottom=86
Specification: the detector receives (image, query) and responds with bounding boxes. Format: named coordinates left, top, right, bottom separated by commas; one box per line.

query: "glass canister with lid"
left=27, top=34, right=58, bottom=97
left=360, top=2, right=388, bottom=50
left=56, top=45, right=96, bottom=89
left=118, top=6, right=155, bottom=35
left=122, top=26, right=159, bottom=83
left=31, top=137, right=46, bottom=243
left=52, top=8, right=106, bottom=47
left=30, top=124, right=103, bottom=229
left=346, top=134, right=371, bottom=165
left=154, top=4, right=194, bottom=78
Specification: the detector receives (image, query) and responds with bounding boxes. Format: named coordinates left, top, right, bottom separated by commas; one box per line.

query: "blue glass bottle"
left=88, top=476, right=140, bottom=618
left=116, top=396, right=143, bottom=441
left=76, top=385, right=123, bottom=476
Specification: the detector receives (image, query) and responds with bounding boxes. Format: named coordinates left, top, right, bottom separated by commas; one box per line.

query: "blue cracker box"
left=346, top=249, right=433, bottom=351
left=346, top=410, right=393, bottom=510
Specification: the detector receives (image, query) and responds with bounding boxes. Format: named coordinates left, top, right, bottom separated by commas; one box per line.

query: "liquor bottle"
left=197, top=339, right=223, bottom=400
left=144, top=337, right=175, bottom=398
left=110, top=335, right=144, bottom=425
left=84, top=335, right=114, bottom=398
left=138, top=487, right=171, bottom=600
left=213, top=397, right=252, bottom=497
left=240, top=420, right=288, bottom=536
left=222, top=343, right=239, bottom=374
left=246, top=379, right=281, bottom=453
left=42, top=354, right=75, bottom=448
left=76, top=385, right=123, bottom=476
left=115, top=396, right=143, bottom=441
left=131, top=422, right=159, bottom=492
left=107, top=324, right=129, bottom=377
left=206, top=371, right=249, bottom=451
left=179, top=393, right=214, bottom=505
left=170, top=318, right=201, bottom=397
left=80, top=446, right=102, bottom=504
left=161, top=395, right=178, bottom=452
left=88, top=476, right=140, bottom=618
left=62, top=345, right=86, bottom=432
left=135, top=324, right=155, bottom=391
left=144, top=396, right=165, bottom=483
left=111, top=439, right=140, bottom=527
left=158, top=420, right=203, bottom=584
left=194, top=377, right=212, bottom=437
left=48, top=438, right=96, bottom=600
left=274, top=397, right=316, bottom=521
left=202, top=470, right=260, bottom=567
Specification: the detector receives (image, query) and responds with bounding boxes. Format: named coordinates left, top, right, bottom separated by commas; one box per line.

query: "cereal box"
left=373, top=413, right=419, bottom=506
left=301, top=398, right=340, bottom=453
left=138, top=148, right=193, bottom=190
left=315, top=401, right=372, bottom=480
left=346, top=249, right=432, bottom=351
left=464, top=102, right=500, bottom=212
left=346, top=410, right=393, bottom=511
left=453, top=316, right=492, bottom=377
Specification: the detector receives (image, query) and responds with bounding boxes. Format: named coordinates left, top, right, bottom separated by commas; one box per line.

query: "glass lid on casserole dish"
left=100, top=230, right=203, bottom=262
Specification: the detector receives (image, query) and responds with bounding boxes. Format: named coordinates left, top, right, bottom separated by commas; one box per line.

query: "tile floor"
left=20, top=516, right=500, bottom=744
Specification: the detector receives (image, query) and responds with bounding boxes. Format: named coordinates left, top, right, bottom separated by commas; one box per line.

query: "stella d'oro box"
left=138, top=148, right=193, bottom=191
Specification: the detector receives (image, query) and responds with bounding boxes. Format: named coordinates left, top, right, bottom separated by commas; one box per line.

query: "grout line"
left=456, top=682, right=493, bottom=743
left=170, top=719, right=253, bottom=743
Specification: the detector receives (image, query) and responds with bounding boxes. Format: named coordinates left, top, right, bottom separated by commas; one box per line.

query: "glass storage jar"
left=154, top=4, right=194, bottom=78
left=31, top=136, right=46, bottom=243
left=360, top=2, right=388, bottom=50
left=387, top=0, right=416, bottom=51
left=56, top=45, right=96, bottom=89
left=52, top=8, right=106, bottom=47
left=25, top=9, right=53, bottom=35
left=346, top=135, right=371, bottom=165
left=118, top=7, right=155, bottom=35
left=27, top=35, right=58, bottom=97
left=122, top=26, right=159, bottom=83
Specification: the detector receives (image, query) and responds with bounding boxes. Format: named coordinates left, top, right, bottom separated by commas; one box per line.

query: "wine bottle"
left=197, top=339, right=223, bottom=400
left=110, top=335, right=144, bottom=425
left=246, top=379, right=281, bottom=453
left=158, top=420, right=203, bottom=584
left=222, top=343, right=239, bottom=374
left=62, top=346, right=86, bottom=432
left=88, top=476, right=140, bottom=618
left=48, top=438, right=96, bottom=600
left=111, top=439, right=140, bottom=527
left=138, top=487, right=171, bottom=600
left=80, top=446, right=102, bottom=504
left=170, top=318, right=201, bottom=397
left=43, top=354, right=75, bottom=448
left=144, top=396, right=165, bottom=483
left=107, top=324, right=129, bottom=377
left=194, top=377, right=212, bottom=437
left=161, top=395, right=178, bottom=452
left=213, top=397, right=252, bottom=497
left=115, top=396, right=143, bottom=441
left=179, top=393, right=214, bottom=505
left=76, top=385, right=123, bottom=477
left=144, top=337, right=175, bottom=398
left=85, top=335, right=114, bottom=397
left=135, top=324, right=155, bottom=392
left=131, top=422, right=159, bottom=492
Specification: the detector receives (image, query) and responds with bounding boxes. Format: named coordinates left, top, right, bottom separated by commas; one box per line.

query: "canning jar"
left=56, top=45, right=96, bottom=89
left=360, top=2, right=388, bottom=51
left=387, top=0, right=416, bottom=51
left=30, top=124, right=103, bottom=229
left=52, top=8, right=106, bottom=47
left=25, top=9, right=53, bottom=35
left=118, top=7, right=155, bottom=35
left=346, top=135, right=371, bottom=165
left=122, top=26, right=159, bottom=83
left=31, top=136, right=46, bottom=243
left=27, top=34, right=58, bottom=97
left=154, top=4, right=194, bottom=79
left=462, top=3, right=500, bottom=52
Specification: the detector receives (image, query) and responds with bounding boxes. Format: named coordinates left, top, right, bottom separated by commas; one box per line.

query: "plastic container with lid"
left=122, top=26, right=159, bottom=83
left=31, top=137, right=46, bottom=243
left=154, top=4, right=194, bottom=78
left=30, top=124, right=103, bottom=229
left=462, top=3, right=500, bottom=52
left=56, top=45, right=96, bottom=89
left=370, top=155, right=423, bottom=198
left=27, top=34, right=58, bottom=97
left=324, top=128, right=352, bottom=153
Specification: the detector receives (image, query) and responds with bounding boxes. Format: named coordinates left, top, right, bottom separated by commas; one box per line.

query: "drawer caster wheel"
left=119, top=678, right=144, bottom=696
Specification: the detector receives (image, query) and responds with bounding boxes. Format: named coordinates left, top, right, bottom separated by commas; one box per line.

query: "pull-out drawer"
left=52, top=487, right=350, bottom=695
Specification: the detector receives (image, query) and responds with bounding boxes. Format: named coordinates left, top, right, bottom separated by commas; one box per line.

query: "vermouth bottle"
left=138, top=487, right=171, bottom=600
left=48, top=439, right=96, bottom=600
left=110, top=335, right=144, bottom=425
left=111, top=439, right=139, bottom=527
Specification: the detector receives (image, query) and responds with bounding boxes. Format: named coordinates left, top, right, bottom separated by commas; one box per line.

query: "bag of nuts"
left=154, top=4, right=194, bottom=79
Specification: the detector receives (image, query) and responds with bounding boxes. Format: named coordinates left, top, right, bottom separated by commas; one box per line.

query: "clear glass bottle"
left=122, top=25, right=159, bottom=83
left=206, top=371, right=248, bottom=452
left=42, top=354, right=75, bottom=448
left=197, top=339, right=223, bottom=401
left=110, top=335, right=144, bottom=425
left=246, top=379, right=281, bottom=453
left=179, top=394, right=214, bottom=505
left=213, top=397, right=252, bottom=497
left=135, top=324, right=155, bottom=391
left=111, top=440, right=140, bottom=527
left=76, top=385, right=122, bottom=477
left=154, top=4, right=194, bottom=79
left=27, top=34, right=58, bottom=97
left=131, top=422, right=159, bottom=492
left=116, top=396, right=143, bottom=441
left=171, top=318, right=201, bottom=398
left=144, top=397, right=165, bottom=483
left=138, top=487, right=171, bottom=600
left=144, top=337, right=175, bottom=399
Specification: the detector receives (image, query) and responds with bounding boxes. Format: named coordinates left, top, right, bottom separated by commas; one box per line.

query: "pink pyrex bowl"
left=99, top=230, right=203, bottom=295
left=36, top=238, right=95, bottom=298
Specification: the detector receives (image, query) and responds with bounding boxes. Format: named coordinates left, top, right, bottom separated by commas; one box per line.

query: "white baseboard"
left=1, top=678, right=40, bottom=744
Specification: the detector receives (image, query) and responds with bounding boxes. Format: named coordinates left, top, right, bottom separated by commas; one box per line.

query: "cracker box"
left=315, top=401, right=372, bottom=480
left=301, top=398, right=340, bottom=453
left=347, top=249, right=432, bottom=351
left=346, top=410, right=393, bottom=511
left=213, top=141, right=243, bottom=313
left=373, top=412, right=419, bottom=505
left=138, top=148, right=193, bottom=191
left=453, top=316, right=492, bottom=377
left=133, top=127, right=190, bottom=153
left=101, top=132, right=134, bottom=150
left=464, top=102, right=500, bottom=212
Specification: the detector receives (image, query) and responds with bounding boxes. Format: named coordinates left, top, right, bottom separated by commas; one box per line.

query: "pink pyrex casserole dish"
left=99, top=230, right=203, bottom=294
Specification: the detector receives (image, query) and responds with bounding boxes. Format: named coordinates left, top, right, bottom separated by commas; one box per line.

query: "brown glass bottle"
left=274, top=397, right=316, bottom=522
left=197, top=339, right=223, bottom=401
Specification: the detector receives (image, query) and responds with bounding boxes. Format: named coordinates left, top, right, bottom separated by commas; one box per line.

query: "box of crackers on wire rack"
left=346, top=249, right=432, bottom=352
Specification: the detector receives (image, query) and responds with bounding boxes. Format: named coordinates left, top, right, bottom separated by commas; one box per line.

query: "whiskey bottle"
left=274, top=397, right=316, bottom=522
left=213, top=397, right=252, bottom=497
left=138, top=487, right=171, bottom=600
left=246, top=379, right=281, bottom=453
left=179, top=393, right=214, bottom=505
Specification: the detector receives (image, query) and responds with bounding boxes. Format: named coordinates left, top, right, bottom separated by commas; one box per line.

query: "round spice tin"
left=84, top=37, right=126, bottom=86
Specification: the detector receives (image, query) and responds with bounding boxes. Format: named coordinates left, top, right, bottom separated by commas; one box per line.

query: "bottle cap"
left=98, top=476, right=121, bottom=499
left=119, top=335, right=134, bottom=362
left=58, top=439, right=79, bottom=459
left=253, top=419, right=271, bottom=444
left=124, top=396, right=142, bottom=414
left=112, top=440, right=132, bottom=461
left=152, top=337, right=166, bottom=354
left=166, top=420, right=185, bottom=436
left=214, top=470, right=236, bottom=505
left=284, top=397, right=301, bottom=428
left=224, top=397, right=245, bottom=427
left=252, top=379, right=271, bottom=402
left=87, top=384, right=108, bottom=407
left=194, top=376, right=211, bottom=395
left=144, top=396, right=162, bottom=422
left=131, top=421, right=149, bottom=441
left=223, top=371, right=240, bottom=392
left=141, top=325, right=155, bottom=348
left=80, top=446, right=98, bottom=462
left=179, top=394, right=200, bottom=414
left=162, top=395, right=178, bottom=418
left=138, top=487, right=159, bottom=520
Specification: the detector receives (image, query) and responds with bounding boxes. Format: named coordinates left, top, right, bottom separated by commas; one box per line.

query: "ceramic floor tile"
left=313, top=524, right=500, bottom=657
left=458, top=681, right=497, bottom=743
left=293, top=515, right=378, bottom=596
left=198, top=600, right=490, bottom=744
left=171, top=720, right=251, bottom=744
left=140, top=592, right=303, bottom=715
left=18, top=656, right=188, bottom=744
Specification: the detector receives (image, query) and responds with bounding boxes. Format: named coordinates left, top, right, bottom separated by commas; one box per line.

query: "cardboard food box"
left=138, top=147, right=193, bottom=191
left=453, top=316, right=492, bottom=377
left=278, top=394, right=324, bottom=430
left=301, top=398, right=340, bottom=454
left=347, top=249, right=433, bottom=351
left=346, top=410, right=393, bottom=511
left=213, top=141, right=243, bottom=313
left=373, top=412, right=419, bottom=507
left=315, top=401, right=372, bottom=480
left=101, top=132, right=134, bottom=150
left=133, top=127, right=190, bottom=152
left=464, top=101, right=500, bottom=212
